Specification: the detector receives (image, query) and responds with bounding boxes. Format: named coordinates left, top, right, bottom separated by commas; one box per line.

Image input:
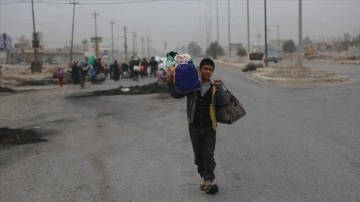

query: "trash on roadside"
left=120, top=88, right=130, bottom=92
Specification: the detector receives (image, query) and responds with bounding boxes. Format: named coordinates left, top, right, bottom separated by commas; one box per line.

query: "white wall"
left=347, top=47, right=360, bottom=57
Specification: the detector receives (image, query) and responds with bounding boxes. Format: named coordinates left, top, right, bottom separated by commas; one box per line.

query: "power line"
left=123, top=26, right=128, bottom=61
left=0, top=0, right=162, bottom=5
left=2, top=0, right=359, bottom=3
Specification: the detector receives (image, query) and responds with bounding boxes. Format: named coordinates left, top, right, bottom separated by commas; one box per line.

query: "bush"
left=237, top=47, right=247, bottom=57
left=242, top=63, right=263, bottom=72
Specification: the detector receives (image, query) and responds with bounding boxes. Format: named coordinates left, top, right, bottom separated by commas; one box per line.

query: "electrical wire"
left=0, top=0, right=163, bottom=5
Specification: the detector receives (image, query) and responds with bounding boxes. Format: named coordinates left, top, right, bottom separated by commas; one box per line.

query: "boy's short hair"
left=199, top=58, right=215, bottom=70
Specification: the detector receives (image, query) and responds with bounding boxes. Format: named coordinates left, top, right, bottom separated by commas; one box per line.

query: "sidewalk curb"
left=253, top=72, right=350, bottom=83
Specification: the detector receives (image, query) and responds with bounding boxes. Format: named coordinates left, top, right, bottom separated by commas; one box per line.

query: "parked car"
left=267, top=55, right=278, bottom=63
left=267, top=51, right=279, bottom=63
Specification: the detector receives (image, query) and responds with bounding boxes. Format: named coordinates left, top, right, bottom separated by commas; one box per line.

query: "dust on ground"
left=0, top=64, right=64, bottom=86
left=0, top=128, right=47, bottom=148
left=264, top=67, right=336, bottom=79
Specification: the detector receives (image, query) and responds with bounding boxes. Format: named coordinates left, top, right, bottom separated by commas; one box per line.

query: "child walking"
left=57, top=67, right=64, bottom=88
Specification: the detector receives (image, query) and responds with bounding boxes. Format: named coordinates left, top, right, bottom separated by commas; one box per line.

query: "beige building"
left=270, top=39, right=288, bottom=52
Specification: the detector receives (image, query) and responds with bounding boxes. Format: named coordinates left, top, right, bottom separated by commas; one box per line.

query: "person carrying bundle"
left=167, top=56, right=230, bottom=195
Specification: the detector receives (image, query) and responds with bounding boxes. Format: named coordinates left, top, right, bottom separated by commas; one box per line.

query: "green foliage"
left=303, top=36, right=313, bottom=45
left=237, top=47, right=247, bottom=57
left=82, top=38, right=88, bottom=46
left=242, top=62, right=263, bottom=72
left=282, top=40, right=296, bottom=53
left=187, top=41, right=201, bottom=57
left=205, top=42, right=224, bottom=59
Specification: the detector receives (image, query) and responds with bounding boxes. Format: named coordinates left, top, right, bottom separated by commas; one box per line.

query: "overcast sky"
left=1, top=0, right=359, bottom=51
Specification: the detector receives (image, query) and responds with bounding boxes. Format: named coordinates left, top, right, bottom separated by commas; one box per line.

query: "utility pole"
left=247, top=0, right=250, bottom=58
left=298, top=0, right=303, bottom=68
left=132, top=31, right=137, bottom=55
left=147, top=30, right=150, bottom=58
left=141, top=36, right=145, bottom=57
left=204, top=11, right=209, bottom=48
left=256, top=33, right=262, bottom=44
left=206, top=2, right=214, bottom=45
left=91, top=10, right=99, bottom=57
left=228, top=0, right=231, bottom=60
left=109, top=20, right=115, bottom=60
left=31, top=0, right=39, bottom=73
left=69, top=0, right=79, bottom=65
left=123, top=26, right=128, bottom=61
left=264, top=0, right=268, bottom=67
left=276, top=24, right=280, bottom=52
left=216, top=0, right=219, bottom=43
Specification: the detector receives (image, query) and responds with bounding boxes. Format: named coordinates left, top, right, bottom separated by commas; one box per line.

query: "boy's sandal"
left=200, top=184, right=206, bottom=191
left=205, top=184, right=219, bottom=195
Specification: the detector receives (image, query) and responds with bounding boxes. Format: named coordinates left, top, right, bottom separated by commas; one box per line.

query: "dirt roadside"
left=215, top=57, right=358, bottom=83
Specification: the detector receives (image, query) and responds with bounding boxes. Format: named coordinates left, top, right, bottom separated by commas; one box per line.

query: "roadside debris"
left=0, top=86, right=14, bottom=93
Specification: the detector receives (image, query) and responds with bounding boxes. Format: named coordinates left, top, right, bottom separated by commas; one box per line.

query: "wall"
left=347, top=46, right=360, bottom=57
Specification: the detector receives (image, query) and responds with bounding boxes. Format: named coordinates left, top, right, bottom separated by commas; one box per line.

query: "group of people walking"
left=65, top=55, right=160, bottom=88
left=109, top=56, right=159, bottom=82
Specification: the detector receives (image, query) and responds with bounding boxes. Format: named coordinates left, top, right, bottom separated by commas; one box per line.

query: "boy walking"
left=167, top=58, right=230, bottom=194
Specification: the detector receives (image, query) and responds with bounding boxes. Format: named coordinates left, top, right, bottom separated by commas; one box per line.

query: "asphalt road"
left=1, top=63, right=360, bottom=201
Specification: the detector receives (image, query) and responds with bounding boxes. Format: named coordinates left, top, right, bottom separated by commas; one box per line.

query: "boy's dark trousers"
left=189, top=124, right=216, bottom=181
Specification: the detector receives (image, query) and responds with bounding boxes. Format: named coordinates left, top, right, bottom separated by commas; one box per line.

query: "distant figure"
left=57, top=67, right=64, bottom=88
left=149, top=56, right=158, bottom=77
left=71, top=61, right=80, bottom=84
left=121, top=63, right=129, bottom=78
left=113, top=60, right=120, bottom=81
left=109, top=61, right=114, bottom=79
left=140, top=57, right=149, bottom=77
left=92, top=58, right=102, bottom=83
left=78, top=61, right=90, bottom=89
left=129, top=56, right=141, bottom=81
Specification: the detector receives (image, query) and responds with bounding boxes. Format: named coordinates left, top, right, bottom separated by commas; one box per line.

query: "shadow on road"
left=0, top=128, right=48, bottom=148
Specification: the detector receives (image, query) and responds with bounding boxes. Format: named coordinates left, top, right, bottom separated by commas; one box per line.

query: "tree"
left=187, top=41, right=201, bottom=57
left=303, top=36, right=313, bottom=45
left=237, top=47, right=247, bottom=57
left=180, top=45, right=186, bottom=53
left=282, top=40, right=296, bottom=53
left=205, top=42, right=224, bottom=59
left=82, top=38, right=88, bottom=46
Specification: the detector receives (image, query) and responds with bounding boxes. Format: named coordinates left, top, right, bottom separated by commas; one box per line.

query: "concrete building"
left=270, top=39, right=288, bottom=52
left=347, top=46, right=360, bottom=57
left=42, top=50, right=85, bottom=64
left=0, top=33, right=13, bottom=51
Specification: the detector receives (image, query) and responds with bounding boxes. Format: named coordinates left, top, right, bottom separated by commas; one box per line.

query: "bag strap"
left=220, top=83, right=230, bottom=92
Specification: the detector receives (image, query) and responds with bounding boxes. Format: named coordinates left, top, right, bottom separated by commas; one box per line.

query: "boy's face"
left=200, top=65, right=214, bottom=81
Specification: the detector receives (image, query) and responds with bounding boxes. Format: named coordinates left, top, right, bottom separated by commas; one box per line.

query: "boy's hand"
left=167, top=67, right=175, bottom=83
